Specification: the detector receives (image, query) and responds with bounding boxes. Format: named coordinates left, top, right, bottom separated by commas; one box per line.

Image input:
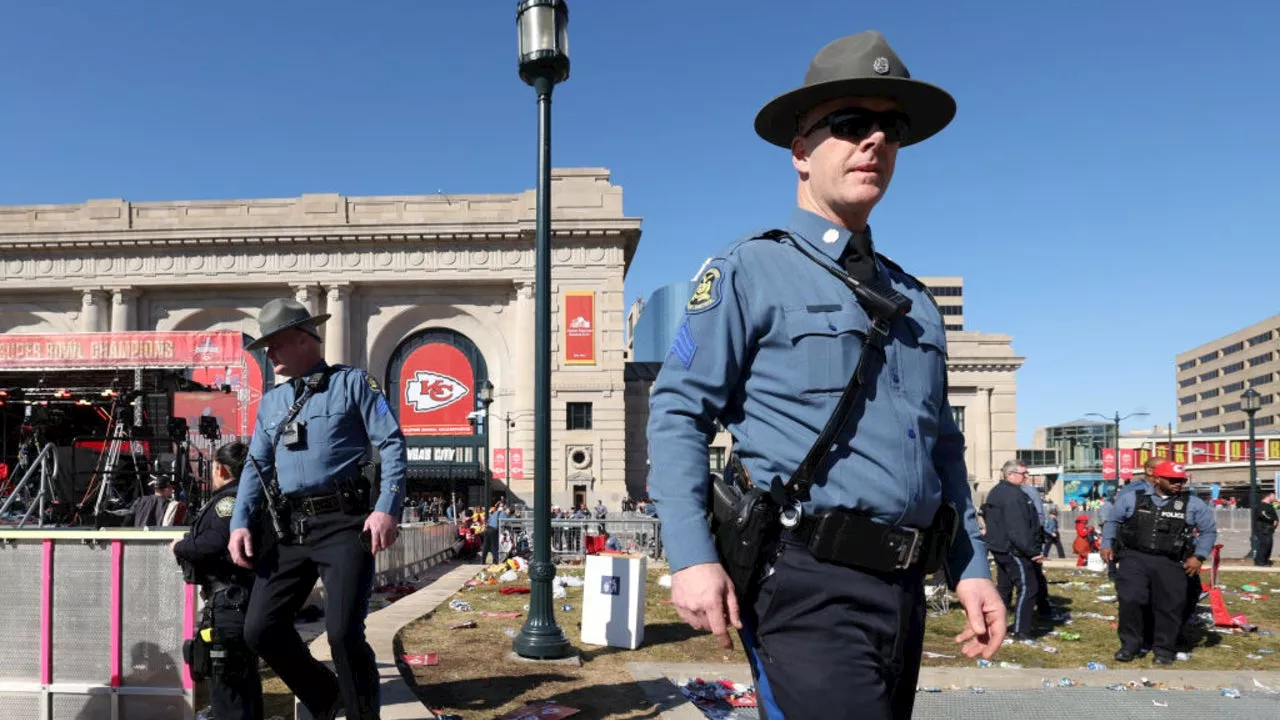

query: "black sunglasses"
left=801, top=108, right=910, bottom=145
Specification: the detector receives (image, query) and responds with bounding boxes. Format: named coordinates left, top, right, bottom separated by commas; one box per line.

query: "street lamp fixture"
left=478, top=380, right=495, bottom=511
left=513, top=0, right=573, bottom=661
left=1242, top=388, right=1262, bottom=558
left=1085, top=410, right=1149, bottom=489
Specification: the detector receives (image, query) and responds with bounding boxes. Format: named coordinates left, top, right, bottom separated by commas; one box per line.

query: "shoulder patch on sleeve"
left=366, top=374, right=381, bottom=393
left=686, top=266, right=723, bottom=314
left=215, top=496, right=236, bottom=518
left=669, top=319, right=697, bottom=369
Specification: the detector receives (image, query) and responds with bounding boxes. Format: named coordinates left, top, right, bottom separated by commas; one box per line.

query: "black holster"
left=183, top=633, right=214, bottom=682
left=709, top=471, right=779, bottom=598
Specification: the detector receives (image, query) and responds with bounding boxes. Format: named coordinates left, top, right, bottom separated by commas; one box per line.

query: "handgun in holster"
left=708, top=455, right=780, bottom=599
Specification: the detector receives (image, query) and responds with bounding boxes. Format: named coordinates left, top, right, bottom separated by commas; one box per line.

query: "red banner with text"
left=564, top=291, right=596, bottom=365
left=1101, top=447, right=1117, bottom=480
left=398, top=342, right=475, bottom=436
left=0, top=331, right=244, bottom=369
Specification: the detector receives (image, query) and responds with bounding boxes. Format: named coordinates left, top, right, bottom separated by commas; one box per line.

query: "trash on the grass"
left=918, top=686, right=942, bottom=693
left=402, top=653, right=438, bottom=667
left=561, top=604, right=573, bottom=611
left=1055, top=631, right=1082, bottom=641
left=1247, top=654, right=1265, bottom=660
left=1176, top=652, right=1192, bottom=661
left=449, top=599, right=473, bottom=613
left=1042, top=645, right=1060, bottom=654
left=1086, top=662, right=1107, bottom=671
left=998, top=661, right=1023, bottom=669
left=480, top=611, right=522, bottom=619
left=499, top=569, right=519, bottom=583
left=1220, top=688, right=1241, bottom=699
left=1057, top=677, right=1078, bottom=687
left=922, top=651, right=955, bottom=659
left=1259, top=630, right=1276, bottom=637
left=1241, top=584, right=1261, bottom=592
left=448, top=620, right=477, bottom=630
left=976, top=659, right=993, bottom=668
left=658, top=574, right=672, bottom=588
left=499, top=586, right=531, bottom=595
left=503, top=628, right=518, bottom=638
left=1096, top=595, right=1118, bottom=603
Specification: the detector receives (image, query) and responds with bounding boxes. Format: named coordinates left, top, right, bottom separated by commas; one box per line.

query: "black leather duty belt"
left=291, top=492, right=343, bottom=516
left=787, top=509, right=948, bottom=575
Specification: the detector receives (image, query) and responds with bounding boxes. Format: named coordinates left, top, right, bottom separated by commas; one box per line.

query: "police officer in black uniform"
left=172, top=440, right=262, bottom=719
left=1102, top=460, right=1216, bottom=665
left=981, top=459, right=1044, bottom=640
left=1255, top=492, right=1278, bottom=566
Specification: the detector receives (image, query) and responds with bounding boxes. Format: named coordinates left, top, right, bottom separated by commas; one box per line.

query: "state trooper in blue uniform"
left=173, top=440, right=263, bottom=720
left=1101, top=460, right=1216, bottom=665
left=647, top=31, right=1005, bottom=720
left=228, top=298, right=407, bottom=720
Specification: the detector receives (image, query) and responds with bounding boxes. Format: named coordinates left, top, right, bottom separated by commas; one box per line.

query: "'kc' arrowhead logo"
left=405, top=371, right=469, bottom=413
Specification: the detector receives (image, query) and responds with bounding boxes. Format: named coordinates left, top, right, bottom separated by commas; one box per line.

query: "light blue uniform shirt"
left=232, top=362, right=408, bottom=531
left=1101, top=489, right=1217, bottom=558
left=646, top=208, right=988, bottom=582
left=1022, top=484, right=1046, bottom=524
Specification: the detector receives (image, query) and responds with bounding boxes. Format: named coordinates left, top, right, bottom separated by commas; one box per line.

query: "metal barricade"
left=0, top=521, right=456, bottom=720
left=497, top=516, right=664, bottom=562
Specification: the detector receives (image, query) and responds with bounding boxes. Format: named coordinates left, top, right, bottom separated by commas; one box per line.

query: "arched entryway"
left=385, top=328, right=490, bottom=508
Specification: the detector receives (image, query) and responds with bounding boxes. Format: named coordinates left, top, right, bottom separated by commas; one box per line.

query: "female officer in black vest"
left=173, top=441, right=263, bottom=719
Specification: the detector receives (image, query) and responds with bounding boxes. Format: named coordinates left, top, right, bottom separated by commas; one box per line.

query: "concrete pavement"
left=629, top=662, right=1280, bottom=719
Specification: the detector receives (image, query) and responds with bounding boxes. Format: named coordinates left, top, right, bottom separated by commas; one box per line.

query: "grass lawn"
left=921, top=566, right=1280, bottom=672
left=399, top=562, right=1280, bottom=718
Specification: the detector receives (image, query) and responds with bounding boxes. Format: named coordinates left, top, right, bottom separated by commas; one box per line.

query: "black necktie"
left=292, top=377, right=306, bottom=398
left=840, top=230, right=877, bottom=285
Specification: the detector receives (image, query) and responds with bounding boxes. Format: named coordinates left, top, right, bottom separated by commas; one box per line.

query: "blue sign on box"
left=601, top=576, right=620, bottom=596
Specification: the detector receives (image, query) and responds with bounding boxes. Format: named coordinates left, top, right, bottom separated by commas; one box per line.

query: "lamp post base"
left=512, top=560, right=573, bottom=659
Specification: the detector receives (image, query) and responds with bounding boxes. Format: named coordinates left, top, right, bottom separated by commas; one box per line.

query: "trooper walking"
left=982, top=460, right=1045, bottom=640
left=1102, top=460, right=1216, bottom=665
left=172, top=441, right=263, bottom=719
left=228, top=298, right=407, bottom=720
left=646, top=30, right=1004, bottom=720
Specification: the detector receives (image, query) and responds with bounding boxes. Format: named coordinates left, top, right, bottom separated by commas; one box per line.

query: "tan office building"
left=1176, top=314, right=1280, bottom=434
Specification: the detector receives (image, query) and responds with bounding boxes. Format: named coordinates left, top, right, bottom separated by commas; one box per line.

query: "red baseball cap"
left=1152, top=460, right=1188, bottom=480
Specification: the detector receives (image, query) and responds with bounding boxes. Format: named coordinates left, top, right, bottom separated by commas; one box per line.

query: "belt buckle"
left=895, top=527, right=922, bottom=570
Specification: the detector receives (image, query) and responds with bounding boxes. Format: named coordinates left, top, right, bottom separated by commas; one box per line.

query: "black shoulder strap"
left=749, top=229, right=894, bottom=505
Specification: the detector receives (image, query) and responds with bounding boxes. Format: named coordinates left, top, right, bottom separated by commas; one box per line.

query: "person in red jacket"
left=1072, top=514, right=1098, bottom=566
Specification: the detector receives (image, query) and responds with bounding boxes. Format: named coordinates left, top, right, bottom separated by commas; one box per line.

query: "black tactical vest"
left=1118, top=491, right=1194, bottom=559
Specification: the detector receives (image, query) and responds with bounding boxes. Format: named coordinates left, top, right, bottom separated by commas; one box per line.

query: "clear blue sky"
left=2, top=1, right=1276, bottom=446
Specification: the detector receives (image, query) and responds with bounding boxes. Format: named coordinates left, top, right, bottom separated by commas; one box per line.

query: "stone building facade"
left=0, top=168, right=642, bottom=511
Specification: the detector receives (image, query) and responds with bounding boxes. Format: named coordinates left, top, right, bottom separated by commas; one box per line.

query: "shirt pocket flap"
left=916, top=322, right=947, bottom=354
left=785, top=307, right=870, bottom=342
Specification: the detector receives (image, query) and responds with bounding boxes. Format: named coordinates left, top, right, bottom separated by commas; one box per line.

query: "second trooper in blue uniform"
left=647, top=31, right=1005, bottom=720
left=228, top=298, right=407, bottom=720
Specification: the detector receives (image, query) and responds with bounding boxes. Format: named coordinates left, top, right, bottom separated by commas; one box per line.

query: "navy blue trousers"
left=740, top=540, right=926, bottom=720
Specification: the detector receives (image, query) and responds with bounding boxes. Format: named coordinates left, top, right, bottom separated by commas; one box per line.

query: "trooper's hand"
left=1100, top=548, right=1115, bottom=564
left=363, top=511, right=399, bottom=555
left=228, top=528, right=254, bottom=569
left=1183, top=555, right=1203, bottom=577
left=671, top=562, right=742, bottom=650
left=954, top=578, right=1006, bottom=659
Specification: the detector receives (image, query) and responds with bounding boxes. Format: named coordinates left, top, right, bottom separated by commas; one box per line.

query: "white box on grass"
left=579, top=553, right=646, bottom=650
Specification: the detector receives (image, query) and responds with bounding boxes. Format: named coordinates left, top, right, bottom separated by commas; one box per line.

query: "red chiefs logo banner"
left=399, top=342, right=475, bottom=436
left=1101, top=447, right=1117, bottom=480
left=1118, top=448, right=1135, bottom=480
left=564, top=291, right=595, bottom=365
left=492, top=448, right=524, bottom=480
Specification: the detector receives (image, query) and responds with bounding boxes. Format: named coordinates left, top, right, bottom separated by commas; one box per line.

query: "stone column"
left=292, top=283, right=321, bottom=316
left=974, top=387, right=993, bottom=486
left=110, top=288, right=139, bottom=332
left=323, top=284, right=349, bottom=366
left=78, top=288, right=109, bottom=333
